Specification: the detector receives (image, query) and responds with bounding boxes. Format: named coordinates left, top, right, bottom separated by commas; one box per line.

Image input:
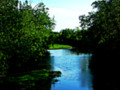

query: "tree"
left=0, top=0, right=55, bottom=74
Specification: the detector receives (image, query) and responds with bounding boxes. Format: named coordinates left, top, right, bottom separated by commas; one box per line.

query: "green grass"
left=49, top=44, right=72, bottom=49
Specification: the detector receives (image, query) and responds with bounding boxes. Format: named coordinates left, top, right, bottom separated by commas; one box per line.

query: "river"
left=48, top=48, right=93, bottom=90
left=0, top=48, right=93, bottom=90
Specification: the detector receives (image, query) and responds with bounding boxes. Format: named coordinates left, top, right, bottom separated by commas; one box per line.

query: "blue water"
left=48, top=49, right=93, bottom=90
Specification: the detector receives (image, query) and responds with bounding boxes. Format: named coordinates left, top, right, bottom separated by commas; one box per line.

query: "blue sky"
left=21, top=0, right=96, bottom=32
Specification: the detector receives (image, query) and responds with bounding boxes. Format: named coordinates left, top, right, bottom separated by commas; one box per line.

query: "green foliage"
left=75, top=0, right=120, bottom=52
left=53, top=28, right=77, bottom=45
left=0, top=0, right=55, bottom=74
left=0, top=69, right=61, bottom=89
left=52, top=27, right=92, bottom=52
left=6, top=69, right=55, bottom=85
left=53, top=0, right=120, bottom=53
left=77, top=1, right=120, bottom=89
left=79, top=1, right=120, bottom=89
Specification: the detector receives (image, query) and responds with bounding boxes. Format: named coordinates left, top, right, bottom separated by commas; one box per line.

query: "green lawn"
left=49, top=44, right=72, bottom=49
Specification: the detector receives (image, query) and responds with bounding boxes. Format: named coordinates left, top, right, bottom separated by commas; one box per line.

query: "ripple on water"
left=49, top=49, right=93, bottom=90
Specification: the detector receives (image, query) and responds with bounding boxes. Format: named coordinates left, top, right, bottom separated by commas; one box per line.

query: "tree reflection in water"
left=0, top=57, right=60, bottom=90
left=0, top=78, right=52, bottom=90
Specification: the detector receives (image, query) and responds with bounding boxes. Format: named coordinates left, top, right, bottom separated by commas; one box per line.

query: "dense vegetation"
left=0, top=0, right=55, bottom=75
left=0, top=0, right=120, bottom=89
left=51, top=0, right=120, bottom=56
left=51, top=0, right=120, bottom=55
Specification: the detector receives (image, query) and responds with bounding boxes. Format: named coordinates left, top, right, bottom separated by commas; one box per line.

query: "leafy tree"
left=77, top=0, right=120, bottom=52
left=80, top=0, right=120, bottom=89
left=0, top=0, right=55, bottom=74
left=56, top=28, right=75, bottom=45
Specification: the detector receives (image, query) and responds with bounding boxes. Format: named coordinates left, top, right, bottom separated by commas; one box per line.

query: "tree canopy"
left=0, top=0, right=55, bottom=74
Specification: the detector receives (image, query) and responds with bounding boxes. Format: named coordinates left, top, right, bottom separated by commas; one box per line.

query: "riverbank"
left=49, top=44, right=72, bottom=49
left=0, top=69, right=61, bottom=89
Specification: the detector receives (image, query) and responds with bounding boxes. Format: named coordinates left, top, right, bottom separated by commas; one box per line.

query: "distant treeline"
left=0, top=0, right=55, bottom=75
left=51, top=0, right=120, bottom=55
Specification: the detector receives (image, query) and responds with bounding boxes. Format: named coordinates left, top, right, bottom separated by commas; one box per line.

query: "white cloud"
left=49, top=8, right=87, bottom=32
left=49, top=8, right=80, bottom=17
left=30, top=5, right=94, bottom=32
left=31, top=3, right=36, bottom=8
left=21, top=0, right=95, bottom=32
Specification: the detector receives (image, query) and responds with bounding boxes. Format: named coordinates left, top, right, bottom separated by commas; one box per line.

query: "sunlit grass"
left=49, top=44, right=72, bottom=49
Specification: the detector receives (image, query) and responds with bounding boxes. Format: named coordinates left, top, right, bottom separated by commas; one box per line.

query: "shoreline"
left=48, top=44, right=72, bottom=50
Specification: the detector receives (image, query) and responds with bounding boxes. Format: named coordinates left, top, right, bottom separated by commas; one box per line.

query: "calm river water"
left=48, top=49, right=93, bottom=90
left=0, top=48, right=93, bottom=90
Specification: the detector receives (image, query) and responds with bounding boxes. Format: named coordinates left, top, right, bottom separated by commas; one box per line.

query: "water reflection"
left=0, top=56, right=53, bottom=90
left=90, top=54, right=120, bottom=90
left=0, top=81, right=52, bottom=90
left=0, top=49, right=93, bottom=90
left=48, top=49, right=93, bottom=90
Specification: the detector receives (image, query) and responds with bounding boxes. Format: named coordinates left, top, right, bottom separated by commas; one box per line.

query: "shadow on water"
left=71, top=48, right=120, bottom=90
left=2, top=48, right=119, bottom=90
left=0, top=79, right=52, bottom=90
left=0, top=56, right=59, bottom=90
left=90, top=52, right=120, bottom=90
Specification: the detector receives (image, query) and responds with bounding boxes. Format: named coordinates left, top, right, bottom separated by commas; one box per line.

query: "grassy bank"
left=0, top=69, right=61, bottom=88
left=49, top=44, right=72, bottom=49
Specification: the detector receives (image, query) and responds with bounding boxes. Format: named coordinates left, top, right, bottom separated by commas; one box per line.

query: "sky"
left=21, top=0, right=96, bottom=32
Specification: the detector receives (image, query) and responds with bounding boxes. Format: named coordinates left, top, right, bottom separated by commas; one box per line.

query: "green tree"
left=78, top=0, right=120, bottom=52
left=0, top=0, right=55, bottom=74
